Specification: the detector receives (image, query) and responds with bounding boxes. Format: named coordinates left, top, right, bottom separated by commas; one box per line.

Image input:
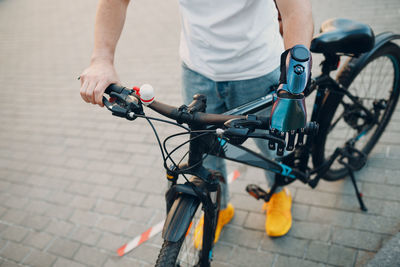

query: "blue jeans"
left=182, top=65, right=281, bottom=209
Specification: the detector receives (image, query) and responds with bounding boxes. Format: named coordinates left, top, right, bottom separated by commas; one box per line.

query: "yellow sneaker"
left=194, top=203, right=234, bottom=249
left=264, top=188, right=292, bottom=237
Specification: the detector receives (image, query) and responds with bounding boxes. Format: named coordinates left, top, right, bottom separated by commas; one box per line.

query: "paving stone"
left=381, top=201, right=400, bottom=218
left=22, top=249, right=57, bottom=267
left=47, top=191, right=75, bottom=205
left=44, top=205, right=74, bottom=220
left=213, top=243, right=235, bottom=263
left=0, top=225, right=29, bottom=242
left=332, top=228, right=382, bottom=251
left=47, top=238, right=81, bottom=259
left=0, top=241, right=31, bottom=262
left=229, top=209, right=248, bottom=227
left=7, top=184, right=31, bottom=197
left=385, top=170, right=400, bottom=186
left=120, top=206, right=155, bottom=223
left=73, top=245, right=108, bottom=266
left=295, top=189, right=337, bottom=208
left=69, top=195, right=97, bottom=210
left=351, top=213, right=399, bottom=235
left=66, top=182, right=94, bottom=196
left=69, top=226, right=102, bottom=246
left=243, top=212, right=265, bottom=231
left=261, top=235, right=308, bottom=257
left=45, top=220, right=75, bottom=237
left=231, top=193, right=265, bottom=213
left=96, top=232, right=129, bottom=252
left=227, top=247, right=274, bottom=267
left=1, top=210, right=27, bottom=224
left=136, top=178, right=168, bottom=194
left=103, top=257, right=142, bottom=267
left=21, top=215, right=51, bottom=231
left=221, top=226, right=263, bottom=249
left=124, top=221, right=152, bottom=239
left=0, top=207, right=6, bottom=218
left=2, top=196, right=29, bottom=210
left=114, top=190, right=146, bottom=205
left=275, top=255, right=324, bottom=267
left=0, top=261, right=22, bottom=267
left=22, top=231, right=54, bottom=250
left=307, top=206, right=353, bottom=227
left=142, top=193, right=165, bottom=210
left=306, top=241, right=330, bottom=262
left=362, top=182, right=400, bottom=201
left=96, top=216, right=130, bottom=234
left=292, top=203, right=310, bottom=221
left=0, top=239, right=8, bottom=250
left=52, top=257, right=86, bottom=267
left=327, top=245, right=357, bottom=267
left=91, top=185, right=119, bottom=200
left=108, top=176, right=138, bottom=190
left=69, top=210, right=99, bottom=227
left=94, top=199, right=128, bottom=216
left=355, top=250, right=376, bottom=267
left=24, top=199, right=55, bottom=215
left=335, top=195, right=384, bottom=214
left=288, top=221, right=331, bottom=242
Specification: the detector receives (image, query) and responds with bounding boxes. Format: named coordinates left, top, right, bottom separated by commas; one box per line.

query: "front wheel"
left=312, top=42, right=400, bottom=180
left=156, top=181, right=221, bottom=267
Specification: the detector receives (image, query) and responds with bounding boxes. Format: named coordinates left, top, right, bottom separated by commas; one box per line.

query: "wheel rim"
left=324, top=54, right=399, bottom=172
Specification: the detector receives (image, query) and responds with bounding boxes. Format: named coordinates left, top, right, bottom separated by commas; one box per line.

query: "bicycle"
left=101, top=18, right=400, bottom=267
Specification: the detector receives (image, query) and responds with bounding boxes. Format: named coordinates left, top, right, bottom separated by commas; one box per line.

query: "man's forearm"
left=92, top=0, right=130, bottom=64
left=276, top=0, right=314, bottom=49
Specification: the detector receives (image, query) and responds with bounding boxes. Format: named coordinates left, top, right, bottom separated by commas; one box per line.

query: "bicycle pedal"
left=246, top=184, right=268, bottom=200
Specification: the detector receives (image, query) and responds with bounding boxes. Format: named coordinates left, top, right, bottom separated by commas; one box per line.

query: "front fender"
left=162, top=194, right=200, bottom=242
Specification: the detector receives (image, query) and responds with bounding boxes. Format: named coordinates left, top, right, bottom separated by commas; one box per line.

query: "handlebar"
left=103, top=84, right=258, bottom=128
left=102, top=84, right=319, bottom=152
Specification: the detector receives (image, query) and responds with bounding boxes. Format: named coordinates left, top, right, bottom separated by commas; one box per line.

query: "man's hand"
left=269, top=45, right=311, bottom=155
left=79, top=61, right=120, bottom=107
left=79, top=0, right=130, bottom=107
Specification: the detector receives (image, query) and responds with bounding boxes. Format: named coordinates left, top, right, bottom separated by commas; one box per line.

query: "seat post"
left=321, top=53, right=340, bottom=75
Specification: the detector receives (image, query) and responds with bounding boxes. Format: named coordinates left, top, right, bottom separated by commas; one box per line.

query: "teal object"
left=270, top=95, right=307, bottom=132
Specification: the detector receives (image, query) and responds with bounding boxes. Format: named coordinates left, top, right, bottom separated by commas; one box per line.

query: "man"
left=80, top=0, right=313, bottom=239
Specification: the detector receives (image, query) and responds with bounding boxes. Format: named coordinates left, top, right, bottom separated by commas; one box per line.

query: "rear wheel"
left=313, top=42, right=400, bottom=180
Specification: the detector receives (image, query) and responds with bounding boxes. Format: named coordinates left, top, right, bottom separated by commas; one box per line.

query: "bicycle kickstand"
left=339, top=161, right=368, bottom=212
left=347, top=166, right=368, bottom=212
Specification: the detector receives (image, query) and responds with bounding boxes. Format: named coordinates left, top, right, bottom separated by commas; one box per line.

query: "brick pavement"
left=0, top=0, right=399, bottom=266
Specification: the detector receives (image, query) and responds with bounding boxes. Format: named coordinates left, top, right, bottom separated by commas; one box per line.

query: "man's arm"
left=80, top=0, right=130, bottom=107
left=275, top=0, right=314, bottom=49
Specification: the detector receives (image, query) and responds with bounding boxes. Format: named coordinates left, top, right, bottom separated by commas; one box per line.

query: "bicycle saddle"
left=310, top=18, right=374, bottom=55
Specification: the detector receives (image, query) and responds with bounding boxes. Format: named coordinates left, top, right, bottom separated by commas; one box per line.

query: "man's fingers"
left=94, top=81, right=110, bottom=107
left=84, top=80, right=98, bottom=105
left=80, top=79, right=90, bottom=103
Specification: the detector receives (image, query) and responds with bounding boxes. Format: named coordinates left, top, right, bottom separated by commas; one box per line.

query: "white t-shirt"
left=179, top=0, right=284, bottom=81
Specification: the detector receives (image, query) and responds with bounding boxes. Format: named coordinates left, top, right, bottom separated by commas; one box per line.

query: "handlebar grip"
left=105, top=84, right=126, bottom=95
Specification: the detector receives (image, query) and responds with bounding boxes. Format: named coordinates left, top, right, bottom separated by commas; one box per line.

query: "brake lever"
left=102, top=87, right=144, bottom=120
